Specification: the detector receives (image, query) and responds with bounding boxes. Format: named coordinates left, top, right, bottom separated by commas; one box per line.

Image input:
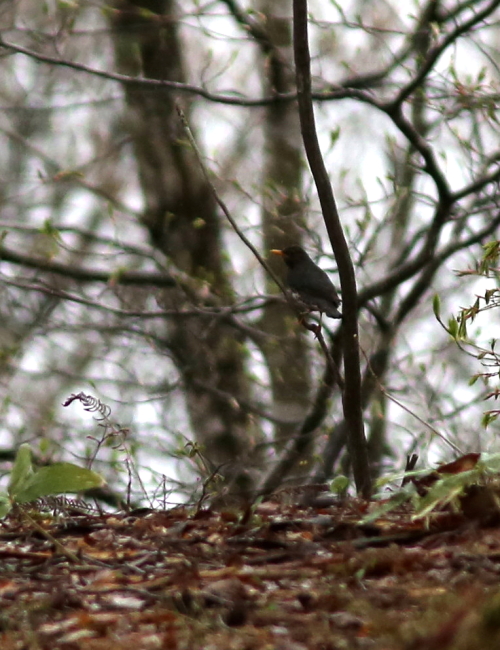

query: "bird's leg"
left=299, top=313, right=322, bottom=338
left=311, top=322, right=321, bottom=339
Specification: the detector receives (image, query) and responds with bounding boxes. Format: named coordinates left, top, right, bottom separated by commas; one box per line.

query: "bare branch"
left=260, top=340, right=340, bottom=496
left=0, top=244, right=176, bottom=287
left=0, top=38, right=398, bottom=109
left=175, top=103, right=286, bottom=294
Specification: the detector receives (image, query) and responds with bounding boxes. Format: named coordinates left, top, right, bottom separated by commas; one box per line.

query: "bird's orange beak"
left=270, top=249, right=284, bottom=256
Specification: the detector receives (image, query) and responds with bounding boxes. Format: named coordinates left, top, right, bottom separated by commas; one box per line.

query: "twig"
left=301, top=320, right=344, bottom=389
left=175, top=103, right=286, bottom=295
left=18, top=505, right=101, bottom=567
left=360, top=349, right=463, bottom=455
left=383, top=390, right=463, bottom=455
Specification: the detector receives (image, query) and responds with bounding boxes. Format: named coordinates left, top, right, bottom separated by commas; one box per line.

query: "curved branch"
left=452, top=166, right=500, bottom=203
left=359, top=208, right=500, bottom=310
left=395, top=212, right=500, bottom=325
left=383, top=105, right=452, bottom=204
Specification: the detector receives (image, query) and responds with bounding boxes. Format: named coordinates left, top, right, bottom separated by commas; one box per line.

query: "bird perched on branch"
left=271, top=245, right=342, bottom=319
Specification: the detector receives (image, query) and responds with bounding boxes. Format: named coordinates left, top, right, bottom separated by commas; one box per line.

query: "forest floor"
left=2, top=475, right=500, bottom=650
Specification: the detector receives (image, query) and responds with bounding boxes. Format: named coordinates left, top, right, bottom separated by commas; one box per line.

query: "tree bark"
left=257, top=0, right=313, bottom=467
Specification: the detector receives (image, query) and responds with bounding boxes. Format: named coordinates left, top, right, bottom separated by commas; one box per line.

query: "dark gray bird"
left=271, top=245, right=342, bottom=319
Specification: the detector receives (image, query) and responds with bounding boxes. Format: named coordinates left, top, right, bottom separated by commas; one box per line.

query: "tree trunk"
left=111, top=0, right=261, bottom=498
left=258, top=0, right=313, bottom=474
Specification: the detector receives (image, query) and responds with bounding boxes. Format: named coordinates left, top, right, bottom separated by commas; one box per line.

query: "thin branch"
left=259, top=340, right=340, bottom=496
left=2, top=276, right=280, bottom=326
left=452, top=166, right=500, bottom=202
left=0, top=223, right=161, bottom=260
left=394, top=212, right=500, bottom=325
left=220, top=0, right=280, bottom=59
left=0, top=244, right=176, bottom=287
left=190, top=378, right=297, bottom=427
left=1, top=277, right=171, bottom=316
left=0, top=37, right=382, bottom=108
left=382, top=391, right=463, bottom=455
left=175, top=103, right=286, bottom=295
left=0, top=125, right=139, bottom=217
left=313, top=336, right=393, bottom=483
left=383, top=105, right=452, bottom=205
left=315, top=214, right=500, bottom=480
left=357, top=212, right=500, bottom=318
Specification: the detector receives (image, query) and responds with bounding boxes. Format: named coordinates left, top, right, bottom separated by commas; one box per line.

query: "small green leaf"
left=412, top=471, right=478, bottom=520
left=137, top=6, right=157, bottom=18
left=479, top=452, right=500, bottom=472
left=448, top=317, right=458, bottom=338
left=38, top=438, right=52, bottom=455
left=329, top=126, right=341, bottom=147
left=360, top=489, right=412, bottom=524
left=39, top=219, right=61, bottom=240
left=14, top=463, right=105, bottom=503
left=330, top=475, right=349, bottom=495
left=432, top=294, right=441, bottom=319
left=482, top=412, right=499, bottom=428
left=457, top=317, right=468, bottom=339
left=482, top=241, right=500, bottom=261
left=0, top=495, right=11, bottom=519
left=8, top=444, right=35, bottom=500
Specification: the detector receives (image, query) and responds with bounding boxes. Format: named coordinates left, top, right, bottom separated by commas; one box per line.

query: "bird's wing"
left=290, top=266, right=341, bottom=305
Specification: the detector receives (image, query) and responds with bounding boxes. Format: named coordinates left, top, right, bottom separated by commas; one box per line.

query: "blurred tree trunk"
left=365, top=6, right=434, bottom=478
left=257, top=0, right=313, bottom=471
left=111, top=0, right=261, bottom=498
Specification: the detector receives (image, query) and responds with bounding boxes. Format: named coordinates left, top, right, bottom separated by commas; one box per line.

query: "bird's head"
left=270, top=245, right=309, bottom=269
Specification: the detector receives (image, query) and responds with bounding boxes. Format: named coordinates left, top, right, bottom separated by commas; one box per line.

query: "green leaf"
left=479, top=452, right=500, bottom=473
left=329, top=126, right=341, bottom=147
left=0, top=495, right=11, bottom=519
left=330, top=475, right=349, bottom=495
left=457, top=316, right=468, bottom=339
left=412, top=472, right=477, bottom=520
left=13, top=463, right=105, bottom=503
left=448, top=317, right=458, bottom=338
left=8, top=444, right=35, bottom=499
left=412, top=483, right=459, bottom=520
left=374, top=467, right=428, bottom=489
left=483, top=240, right=500, bottom=261
left=432, top=294, right=441, bottom=319
left=39, top=219, right=61, bottom=240
left=482, top=412, right=499, bottom=428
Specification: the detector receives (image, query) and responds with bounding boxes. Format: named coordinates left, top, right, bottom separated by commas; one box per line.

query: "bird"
left=271, top=245, right=342, bottom=319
